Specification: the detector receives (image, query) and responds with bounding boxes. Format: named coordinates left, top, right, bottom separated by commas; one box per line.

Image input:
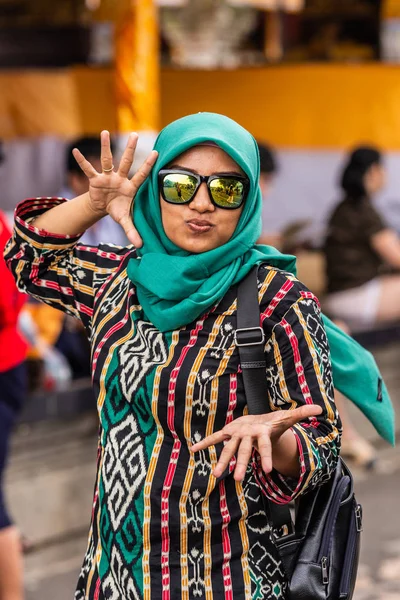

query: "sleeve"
left=252, top=288, right=342, bottom=505
left=0, top=212, right=26, bottom=328
left=4, top=198, right=132, bottom=335
left=362, top=202, right=386, bottom=239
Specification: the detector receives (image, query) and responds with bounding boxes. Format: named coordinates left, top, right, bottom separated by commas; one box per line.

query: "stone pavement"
left=352, top=445, right=400, bottom=600
left=5, top=341, right=400, bottom=599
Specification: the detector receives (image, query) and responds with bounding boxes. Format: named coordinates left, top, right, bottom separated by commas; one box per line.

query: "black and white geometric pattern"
left=102, top=413, right=147, bottom=530
left=118, top=320, right=168, bottom=401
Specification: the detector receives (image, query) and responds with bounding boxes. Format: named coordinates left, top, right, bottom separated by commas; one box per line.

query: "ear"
left=67, top=172, right=76, bottom=186
left=68, top=171, right=86, bottom=188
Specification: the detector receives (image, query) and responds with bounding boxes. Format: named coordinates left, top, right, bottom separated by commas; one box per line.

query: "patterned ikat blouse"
left=5, top=198, right=341, bottom=600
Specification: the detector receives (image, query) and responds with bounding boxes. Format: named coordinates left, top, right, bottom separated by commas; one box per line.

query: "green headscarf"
left=127, top=112, right=395, bottom=444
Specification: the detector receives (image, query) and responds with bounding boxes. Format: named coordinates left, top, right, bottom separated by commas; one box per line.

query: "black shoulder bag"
left=236, top=265, right=362, bottom=600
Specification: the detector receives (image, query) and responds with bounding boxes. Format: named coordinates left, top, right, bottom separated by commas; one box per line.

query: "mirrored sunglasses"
left=158, top=169, right=249, bottom=210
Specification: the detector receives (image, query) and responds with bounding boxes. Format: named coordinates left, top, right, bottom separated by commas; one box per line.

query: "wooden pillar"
left=114, top=0, right=160, bottom=133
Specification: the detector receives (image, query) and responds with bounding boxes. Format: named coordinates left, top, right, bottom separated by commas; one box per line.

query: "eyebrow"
left=167, top=163, right=244, bottom=176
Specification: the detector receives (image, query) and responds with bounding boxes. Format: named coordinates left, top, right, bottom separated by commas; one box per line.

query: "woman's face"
left=364, top=163, right=387, bottom=196
left=159, top=145, right=245, bottom=254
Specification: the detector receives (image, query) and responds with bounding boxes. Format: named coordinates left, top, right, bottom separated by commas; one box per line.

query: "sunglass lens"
left=209, top=178, right=245, bottom=208
left=162, top=173, right=197, bottom=204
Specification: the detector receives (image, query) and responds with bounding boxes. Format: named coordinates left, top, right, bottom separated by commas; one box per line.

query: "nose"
left=189, top=182, right=215, bottom=212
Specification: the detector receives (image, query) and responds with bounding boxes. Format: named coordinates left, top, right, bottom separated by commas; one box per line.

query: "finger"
left=130, top=150, right=159, bottom=196
left=118, top=213, right=143, bottom=248
left=272, top=404, right=323, bottom=434
left=191, top=430, right=229, bottom=453
left=257, top=432, right=273, bottom=474
left=100, top=130, right=114, bottom=173
left=117, top=132, right=139, bottom=178
left=234, top=436, right=253, bottom=481
left=213, top=436, right=240, bottom=478
left=72, top=148, right=98, bottom=179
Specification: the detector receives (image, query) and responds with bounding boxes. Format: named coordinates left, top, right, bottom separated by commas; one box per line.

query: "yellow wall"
left=2, top=64, right=400, bottom=149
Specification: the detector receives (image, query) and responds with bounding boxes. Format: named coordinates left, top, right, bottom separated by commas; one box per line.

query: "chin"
left=177, top=237, right=218, bottom=254
left=185, top=242, right=215, bottom=254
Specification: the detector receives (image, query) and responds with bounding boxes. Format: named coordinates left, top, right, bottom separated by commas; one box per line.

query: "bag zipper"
left=318, top=475, right=351, bottom=585
left=321, top=556, right=329, bottom=585
left=339, top=504, right=362, bottom=598
left=318, top=475, right=350, bottom=561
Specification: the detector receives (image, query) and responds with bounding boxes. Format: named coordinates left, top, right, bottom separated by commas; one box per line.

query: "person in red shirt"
left=0, top=209, right=27, bottom=600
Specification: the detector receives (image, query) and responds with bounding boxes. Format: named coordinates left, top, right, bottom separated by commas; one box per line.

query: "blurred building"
left=1, top=0, right=400, bottom=241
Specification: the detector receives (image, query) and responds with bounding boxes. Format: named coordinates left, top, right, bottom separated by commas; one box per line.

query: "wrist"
left=272, top=428, right=300, bottom=478
left=83, top=193, right=108, bottom=221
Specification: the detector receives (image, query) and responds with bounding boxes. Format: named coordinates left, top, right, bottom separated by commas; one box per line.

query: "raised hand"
left=191, top=404, right=323, bottom=481
left=72, top=130, right=158, bottom=247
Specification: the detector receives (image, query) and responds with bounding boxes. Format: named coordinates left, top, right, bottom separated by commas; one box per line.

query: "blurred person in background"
left=258, top=141, right=278, bottom=200
left=57, top=136, right=127, bottom=380
left=324, top=146, right=400, bottom=330
left=20, top=299, right=73, bottom=392
left=62, top=136, right=128, bottom=247
left=322, top=146, right=400, bottom=466
left=256, top=141, right=282, bottom=247
left=257, top=142, right=311, bottom=252
left=0, top=210, right=27, bottom=600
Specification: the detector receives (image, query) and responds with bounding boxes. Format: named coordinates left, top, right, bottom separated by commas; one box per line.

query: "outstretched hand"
left=191, top=404, right=322, bottom=481
left=72, top=130, right=158, bottom=247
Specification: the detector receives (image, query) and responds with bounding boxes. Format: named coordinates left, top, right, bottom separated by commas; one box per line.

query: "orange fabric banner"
left=382, top=0, right=400, bottom=19
left=0, top=70, right=82, bottom=139
left=114, top=0, right=160, bottom=132
left=3, top=64, right=400, bottom=149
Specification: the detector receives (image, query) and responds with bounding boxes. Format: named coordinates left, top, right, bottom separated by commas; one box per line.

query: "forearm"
left=371, top=228, right=400, bottom=269
left=272, top=429, right=300, bottom=478
left=33, top=193, right=106, bottom=236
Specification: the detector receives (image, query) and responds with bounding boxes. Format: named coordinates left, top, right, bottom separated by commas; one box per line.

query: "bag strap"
left=235, top=265, right=269, bottom=415
left=236, top=265, right=294, bottom=535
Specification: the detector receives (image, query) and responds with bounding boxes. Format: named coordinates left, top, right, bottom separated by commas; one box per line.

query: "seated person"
left=323, top=146, right=400, bottom=331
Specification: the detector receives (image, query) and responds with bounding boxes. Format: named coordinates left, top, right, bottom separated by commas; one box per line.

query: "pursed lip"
left=186, top=219, right=214, bottom=227
left=185, top=219, right=215, bottom=233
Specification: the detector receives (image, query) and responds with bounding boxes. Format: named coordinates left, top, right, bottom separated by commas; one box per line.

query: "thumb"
left=118, top=213, right=143, bottom=248
left=285, top=404, right=323, bottom=428
left=271, top=404, right=323, bottom=434
left=295, top=404, right=323, bottom=420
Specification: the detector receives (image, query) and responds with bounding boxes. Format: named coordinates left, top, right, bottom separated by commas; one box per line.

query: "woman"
left=324, top=145, right=400, bottom=330
left=4, top=114, right=388, bottom=600
left=0, top=210, right=27, bottom=600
